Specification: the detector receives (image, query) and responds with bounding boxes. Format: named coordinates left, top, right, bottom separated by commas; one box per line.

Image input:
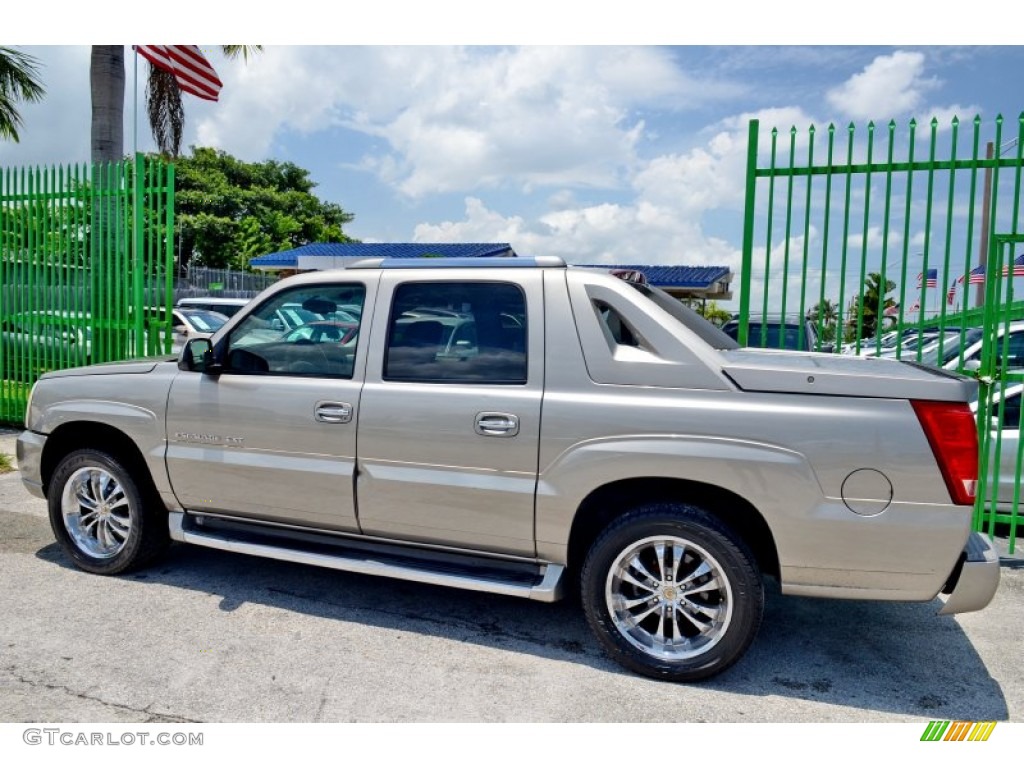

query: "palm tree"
left=854, top=272, right=896, bottom=340
left=807, top=298, right=838, bottom=328
left=91, top=45, right=260, bottom=163
left=0, top=47, right=45, bottom=142
left=807, top=298, right=839, bottom=343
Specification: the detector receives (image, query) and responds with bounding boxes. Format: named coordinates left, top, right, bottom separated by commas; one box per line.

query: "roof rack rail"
left=347, top=256, right=566, bottom=270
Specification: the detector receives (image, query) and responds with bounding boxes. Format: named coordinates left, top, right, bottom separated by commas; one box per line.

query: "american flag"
left=947, top=281, right=957, bottom=306
left=917, top=268, right=938, bottom=288
left=959, top=264, right=986, bottom=285
left=135, top=45, right=222, bottom=101
left=908, top=299, right=921, bottom=313
left=1001, top=253, right=1024, bottom=277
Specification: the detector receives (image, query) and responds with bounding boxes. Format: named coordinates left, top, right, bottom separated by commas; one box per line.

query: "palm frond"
left=146, top=64, right=184, bottom=157
left=222, top=46, right=262, bottom=62
left=0, top=46, right=45, bottom=142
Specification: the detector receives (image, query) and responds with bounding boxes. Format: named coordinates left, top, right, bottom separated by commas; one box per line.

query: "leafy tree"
left=693, top=300, right=731, bottom=326
left=0, top=47, right=45, bottom=142
left=173, top=147, right=355, bottom=272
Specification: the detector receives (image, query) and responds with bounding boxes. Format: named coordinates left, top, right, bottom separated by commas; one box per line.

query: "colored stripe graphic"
left=920, top=720, right=996, bottom=741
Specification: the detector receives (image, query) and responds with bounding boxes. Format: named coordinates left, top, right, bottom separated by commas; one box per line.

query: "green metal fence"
left=0, top=153, right=175, bottom=422
left=738, top=114, right=1024, bottom=552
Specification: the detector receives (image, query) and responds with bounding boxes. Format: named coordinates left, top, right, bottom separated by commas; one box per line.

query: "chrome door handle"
left=315, top=401, right=353, bottom=423
left=475, top=412, right=519, bottom=437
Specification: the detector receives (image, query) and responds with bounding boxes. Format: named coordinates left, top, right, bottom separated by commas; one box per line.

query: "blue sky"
left=3, top=23, right=1022, bottom=311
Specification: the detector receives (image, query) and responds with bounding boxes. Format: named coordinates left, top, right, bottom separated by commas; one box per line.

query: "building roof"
left=250, top=242, right=516, bottom=269
left=574, top=264, right=731, bottom=289
left=249, top=244, right=731, bottom=299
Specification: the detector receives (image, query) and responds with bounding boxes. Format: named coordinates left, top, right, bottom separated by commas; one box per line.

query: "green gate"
left=738, top=114, right=1024, bottom=552
left=0, top=153, right=175, bottom=423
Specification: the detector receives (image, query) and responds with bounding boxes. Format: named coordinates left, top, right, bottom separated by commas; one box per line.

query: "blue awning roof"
left=249, top=244, right=730, bottom=293
left=574, top=264, right=731, bottom=289
left=250, top=242, right=516, bottom=268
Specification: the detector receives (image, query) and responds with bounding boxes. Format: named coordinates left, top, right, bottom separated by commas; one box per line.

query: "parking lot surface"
left=1, top=429, right=1022, bottom=723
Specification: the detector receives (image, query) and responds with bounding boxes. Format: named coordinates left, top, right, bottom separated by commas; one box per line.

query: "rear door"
left=355, top=272, right=543, bottom=556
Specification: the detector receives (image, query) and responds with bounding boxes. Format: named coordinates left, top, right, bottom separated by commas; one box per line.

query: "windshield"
left=182, top=310, right=228, bottom=333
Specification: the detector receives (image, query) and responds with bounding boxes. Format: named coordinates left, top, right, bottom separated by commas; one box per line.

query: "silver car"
left=17, top=257, right=1000, bottom=682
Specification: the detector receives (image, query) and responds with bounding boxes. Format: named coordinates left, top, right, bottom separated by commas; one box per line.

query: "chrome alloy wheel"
left=60, top=466, right=134, bottom=559
left=605, top=535, right=734, bottom=661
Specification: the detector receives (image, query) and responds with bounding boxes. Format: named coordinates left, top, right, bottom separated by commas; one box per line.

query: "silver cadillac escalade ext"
left=17, top=256, right=1000, bottom=682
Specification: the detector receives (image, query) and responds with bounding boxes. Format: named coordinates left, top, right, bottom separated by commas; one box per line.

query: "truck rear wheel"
left=581, top=503, right=763, bottom=682
left=48, top=449, right=169, bottom=575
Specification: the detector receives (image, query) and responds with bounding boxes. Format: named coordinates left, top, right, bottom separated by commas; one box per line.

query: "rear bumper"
left=937, top=532, right=1000, bottom=615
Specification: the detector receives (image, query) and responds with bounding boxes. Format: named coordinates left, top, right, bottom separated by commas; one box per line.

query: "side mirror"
left=179, top=337, right=222, bottom=375
left=962, top=358, right=982, bottom=373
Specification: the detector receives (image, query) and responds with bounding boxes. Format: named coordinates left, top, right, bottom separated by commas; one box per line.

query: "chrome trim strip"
left=168, top=512, right=564, bottom=602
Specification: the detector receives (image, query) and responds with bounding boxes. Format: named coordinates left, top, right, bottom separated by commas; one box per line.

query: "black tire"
left=47, top=448, right=169, bottom=575
left=581, top=502, right=763, bottom=682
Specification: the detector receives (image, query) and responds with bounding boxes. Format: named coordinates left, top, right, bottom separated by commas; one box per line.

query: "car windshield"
left=918, top=329, right=984, bottom=367
left=182, top=310, right=228, bottom=333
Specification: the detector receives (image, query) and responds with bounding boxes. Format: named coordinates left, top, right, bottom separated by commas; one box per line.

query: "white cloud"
left=826, top=51, right=939, bottom=121
left=407, top=105, right=829, bottom=278
left=196, top=46, right=737, bottom=197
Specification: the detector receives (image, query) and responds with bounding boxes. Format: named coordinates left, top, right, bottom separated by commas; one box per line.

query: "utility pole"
left=978, top=141, right=993, bottom=308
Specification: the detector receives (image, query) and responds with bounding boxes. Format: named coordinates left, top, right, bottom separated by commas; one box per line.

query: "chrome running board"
left=168, top=511, right=565, bottom=602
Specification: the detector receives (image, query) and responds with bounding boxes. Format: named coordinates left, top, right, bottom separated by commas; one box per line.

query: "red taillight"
left=911, top=400, right=978, bottom=506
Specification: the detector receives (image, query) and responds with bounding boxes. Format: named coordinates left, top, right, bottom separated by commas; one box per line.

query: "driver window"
left=225, top=284, right=365, bottom=378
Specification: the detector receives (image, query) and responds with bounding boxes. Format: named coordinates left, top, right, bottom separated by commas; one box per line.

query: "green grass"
left=0, top=453, right=13, bottom=474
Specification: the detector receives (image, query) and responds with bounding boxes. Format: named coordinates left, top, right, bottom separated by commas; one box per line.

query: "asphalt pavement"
left=0, top=427, right=1022, bottom=723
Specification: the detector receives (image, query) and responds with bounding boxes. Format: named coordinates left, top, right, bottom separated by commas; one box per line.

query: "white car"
left=171, top=308, right=230, bottom=354
left=973, top=382, right=1024, bottom=515
left=943, top=322, right=1024, bottom=372
left=175, top=297, right=251, bottom=318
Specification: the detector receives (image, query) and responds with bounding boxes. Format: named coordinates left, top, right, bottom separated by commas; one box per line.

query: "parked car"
left=944, top=322, right=1024, bottom=373
left=721, top=318, right=832, bottom=352
left=18, top=258, right=998, bottom=682
left=278, top=320, right=359, bottom=347
left=171, top=308, right=230, bottom=354
left=1, top=310, right=92, bottom=374
left=175, top=296, right=251, bottom=318
left=973, top=382, right=1024, bottom=514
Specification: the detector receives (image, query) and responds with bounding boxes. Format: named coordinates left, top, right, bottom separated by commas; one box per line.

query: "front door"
left=165, top=279, right=373, bottom=531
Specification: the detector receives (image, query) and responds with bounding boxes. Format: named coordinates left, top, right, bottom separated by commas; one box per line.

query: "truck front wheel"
left=48, top=449, right=169, bottom=575
left=581, top=503, right=764, bottom=682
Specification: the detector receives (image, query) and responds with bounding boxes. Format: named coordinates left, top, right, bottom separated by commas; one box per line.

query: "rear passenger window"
left=384, top=282, right=527, bottom=384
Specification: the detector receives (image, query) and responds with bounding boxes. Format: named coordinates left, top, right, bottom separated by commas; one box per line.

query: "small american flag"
left=960, top=264, right=986, bottom=285
left=1001, top=253, right=1024, bottom=277
left=917, top=269, right=938, bottom=288
left=947, top=281, right=957, bottom=306
left=135, top=45, right=223, bottom=101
